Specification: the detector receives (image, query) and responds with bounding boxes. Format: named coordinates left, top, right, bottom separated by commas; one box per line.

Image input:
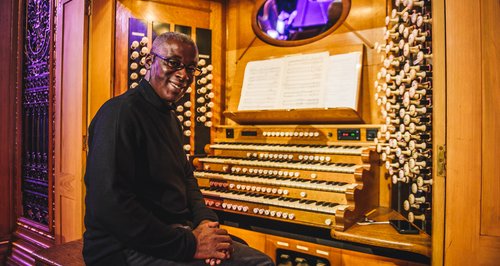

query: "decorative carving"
left=25, top=0, right=50, bottom=71
left=22, top=0, right=53, bottom=226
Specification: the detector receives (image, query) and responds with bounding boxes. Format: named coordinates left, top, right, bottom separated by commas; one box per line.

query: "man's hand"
left=192, top=221, right=232, bottom=263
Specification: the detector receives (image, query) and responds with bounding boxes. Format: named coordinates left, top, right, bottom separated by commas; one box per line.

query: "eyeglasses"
left=152, top=52, right=202, bottom=77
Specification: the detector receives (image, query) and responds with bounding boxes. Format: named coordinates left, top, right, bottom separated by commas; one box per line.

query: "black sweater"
left=83, top=79, right=217, bottom=265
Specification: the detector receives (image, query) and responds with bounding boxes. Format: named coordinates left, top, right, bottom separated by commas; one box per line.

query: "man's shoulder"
left=90, top=89, right=146, bottom=129
left=97, top=89, right=143, bottom=115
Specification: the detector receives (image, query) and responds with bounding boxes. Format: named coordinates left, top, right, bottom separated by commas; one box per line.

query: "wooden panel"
left=55, top=0, right=87, bottom=243
left=208, top=0, right=224, bottom=142
left=0, top=0, right=17, bottom=243
left=430, top=0, right=446, bottom=264
left=480, top=0, right=500, bottom=238
left=220, top=225, right=266, bottom=254
left=88, top=0, right=114, bottom=121
left=342, top=249, right=420, bottom=266
left=445, top=0, right=500, bottom=264
left=266, top=234, right=342, bottom=265
left=0, top=240, right=9, bottom=264
left=478, top=236, right=500, bottom=265
left=333, top=208, right=431, bottom=257
left=60, top=195, right=81, bottom=244
left=445, top=0, right=482, bottom=264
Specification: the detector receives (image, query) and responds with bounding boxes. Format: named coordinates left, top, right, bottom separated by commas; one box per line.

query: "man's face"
left=149, top=39, right=198, bottom=103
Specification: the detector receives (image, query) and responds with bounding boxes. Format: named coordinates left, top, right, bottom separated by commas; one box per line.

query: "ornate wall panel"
left=22, top=0, right=53, bottom=229
left=8, top=0, right=56, bottom=264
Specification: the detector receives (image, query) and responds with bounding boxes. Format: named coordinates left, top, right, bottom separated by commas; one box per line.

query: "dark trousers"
left=123, top=241, right=275, bottom=266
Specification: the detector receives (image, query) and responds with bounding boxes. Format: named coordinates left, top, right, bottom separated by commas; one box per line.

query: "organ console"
left=113, top=0, right=435, bottom=263
left=193, top=125, right=381, bottom=232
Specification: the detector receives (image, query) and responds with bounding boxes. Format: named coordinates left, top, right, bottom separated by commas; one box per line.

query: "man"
left=83, top=32, right=274, bottom=266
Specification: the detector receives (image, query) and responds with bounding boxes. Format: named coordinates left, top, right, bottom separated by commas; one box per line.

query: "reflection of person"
left=319, top=1, right=343, bottom=35
left=276, top=9, right=297, bottom=39
left=327, top=1, right=343, bottom=26
left=258, top=0, right=279, bottom=38
left=83, top=32, right=274, bottom=266
left=258, top=0, right=297, bottom=40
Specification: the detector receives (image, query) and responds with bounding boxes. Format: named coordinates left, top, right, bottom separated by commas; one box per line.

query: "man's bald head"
left=151, top=32, right=198, bottom=56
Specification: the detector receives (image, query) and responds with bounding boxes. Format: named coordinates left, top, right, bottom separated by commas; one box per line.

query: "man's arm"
left=180, top=130, right=232, bottom=263
left=183, top=160, right=219, bottom=227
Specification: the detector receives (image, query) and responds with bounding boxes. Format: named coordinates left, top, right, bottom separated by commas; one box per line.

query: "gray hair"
left=151, top=32, right=197, bottom=54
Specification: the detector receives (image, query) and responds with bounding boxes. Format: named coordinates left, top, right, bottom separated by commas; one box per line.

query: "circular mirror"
left=252, top=0, right=351, bottom=46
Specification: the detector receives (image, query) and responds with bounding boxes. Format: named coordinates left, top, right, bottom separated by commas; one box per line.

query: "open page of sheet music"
left=238, top=51, right=362, bottom=111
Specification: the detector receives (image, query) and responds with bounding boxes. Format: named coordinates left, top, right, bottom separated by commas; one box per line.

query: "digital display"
left=337, top=129, right=360, bottom=140
left=241, top=130, right=258, bottom=137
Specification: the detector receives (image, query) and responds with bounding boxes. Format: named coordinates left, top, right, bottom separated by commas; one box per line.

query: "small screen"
left=241, top=130, right=258, bottom=137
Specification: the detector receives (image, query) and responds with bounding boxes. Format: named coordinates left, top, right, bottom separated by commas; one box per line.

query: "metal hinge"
left=83, top=135, right=88, bottom=152
left=437, top=145, right=446, bottom=176
left=86, top=0, right=92, bottom=16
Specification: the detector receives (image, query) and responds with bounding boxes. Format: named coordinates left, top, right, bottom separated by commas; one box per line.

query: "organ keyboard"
left=193, top=125, right=381, bottom=232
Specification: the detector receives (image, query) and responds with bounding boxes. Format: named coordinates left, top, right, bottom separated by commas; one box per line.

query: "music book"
left=237, top=51, right=362, bottom=111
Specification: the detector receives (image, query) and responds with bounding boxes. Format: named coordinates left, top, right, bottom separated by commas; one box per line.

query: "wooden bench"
left=33, top=239, right=84, bottom=266
left=32, top=236, right=246, bottom=265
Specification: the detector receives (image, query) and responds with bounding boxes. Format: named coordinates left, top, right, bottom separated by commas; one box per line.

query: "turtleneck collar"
left=138, top=79, right=176, bottom=113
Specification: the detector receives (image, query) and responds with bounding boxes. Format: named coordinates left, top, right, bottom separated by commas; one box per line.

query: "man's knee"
left=226, top=242, right=274, bottom=266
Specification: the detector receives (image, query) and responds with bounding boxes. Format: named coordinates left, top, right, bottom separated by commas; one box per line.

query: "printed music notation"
left=238, top=51, right=362, bottom=111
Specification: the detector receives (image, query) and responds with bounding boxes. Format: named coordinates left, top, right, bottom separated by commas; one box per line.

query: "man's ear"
left=144, top=54, right=153, bottom=70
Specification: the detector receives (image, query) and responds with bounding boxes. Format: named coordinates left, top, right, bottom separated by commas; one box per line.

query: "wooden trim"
left=224, top=108, right=364, bottom=125
left=47, top=0, right=57, bottom=236
left=333, top=207, right=431, bottom=257
left=480, top=0, right=500, bottom=238
left=9, top=224, right=55, bottom=265
left=0, top=239, right=10, bottom=261
left=444, top=0, right=482, bottom=264
left=54, top=0, right=88, bottom=244
left=431, top=0, right=446, bottom=264
left=14, top=0, right=25, bottom=229
left=210, top=0, right=226, bottom=144
left=143, top=0, right=212, bottom=12
left=88, top=0, right=115, bottom=121
left=0, top=0, right=20, bottom=244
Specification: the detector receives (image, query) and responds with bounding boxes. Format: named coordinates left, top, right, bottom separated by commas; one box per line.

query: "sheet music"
left=237, top=59, right=284, bottom=110
left=324, top=52, right=362, bottom=109
left=238, top=51, right=361, bottom=111
left=281, top=52, right=328, bottom=109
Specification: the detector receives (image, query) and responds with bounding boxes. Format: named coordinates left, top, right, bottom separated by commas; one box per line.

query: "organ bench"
left=32, top=239, right=84, bottom=266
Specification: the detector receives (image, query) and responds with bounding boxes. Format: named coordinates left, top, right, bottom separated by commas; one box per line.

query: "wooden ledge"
left=33, top=239, right=84, bottom=266
left=332, top=207, right=431, bottom=257
left=224, top=108, right=363, bottom=125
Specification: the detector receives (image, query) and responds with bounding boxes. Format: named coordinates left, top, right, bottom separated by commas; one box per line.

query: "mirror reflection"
left=256, top=0, right=345, bottom=42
